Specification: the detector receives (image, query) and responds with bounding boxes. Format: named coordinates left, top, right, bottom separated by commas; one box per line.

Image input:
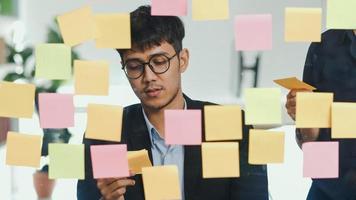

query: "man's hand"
left=286, top=89, right=315, bottom=120
left=285, top=89, right=320, bottom=147
left=97, top=173, right=136, bottom=200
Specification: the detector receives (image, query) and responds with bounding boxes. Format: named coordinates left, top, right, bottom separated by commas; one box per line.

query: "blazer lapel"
left=125, top=104, right=153, bottom=163
left=183, top=95, right=204, bottom=199
left=183, top=145, right=202, bottom=199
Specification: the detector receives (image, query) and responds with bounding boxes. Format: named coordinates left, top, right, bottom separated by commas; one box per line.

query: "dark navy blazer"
left=303, top=30, right=356, bottom=200
left=77, top=95, right=268, bottom=200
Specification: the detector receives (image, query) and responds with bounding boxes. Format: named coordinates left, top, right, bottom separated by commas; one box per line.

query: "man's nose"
left=142, top=64, right=157, bottom=82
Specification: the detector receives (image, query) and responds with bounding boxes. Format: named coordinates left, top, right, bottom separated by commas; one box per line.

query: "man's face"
left=122, top=41, right=189, bottom=110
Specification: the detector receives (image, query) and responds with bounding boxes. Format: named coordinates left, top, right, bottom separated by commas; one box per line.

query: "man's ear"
left=178, top=48, right=189, bottom=73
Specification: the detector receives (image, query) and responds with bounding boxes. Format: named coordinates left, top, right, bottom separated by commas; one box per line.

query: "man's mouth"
left=144, top=87, right=163, bottom=97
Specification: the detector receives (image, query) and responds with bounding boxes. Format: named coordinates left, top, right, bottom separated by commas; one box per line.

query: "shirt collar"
left=142, top=99, right=187, bottom=146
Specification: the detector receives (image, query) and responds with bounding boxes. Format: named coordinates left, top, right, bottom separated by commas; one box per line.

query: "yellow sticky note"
left=95, top=13, right=131, bottom=48
left=285, top=7, right=322, bottom=42
left=192, top=0, right=229, bottom=20
left=327, top=0, right=356, bottom=29
left=128, top=149, right=152, bottom=174
left=204, top=105, right=242, bottom=141
left=332, top=103, right=356, bottom=138
left=57, top=6, right=95, bottom=46
left=6, top=132, right=42, bottom=168
left=202, top=142, right=239, bottom=178
left=85, top=104, right=123, bottom=142
left=296, top=92, right=333, bottom=128
left=244, top=88, right=282, bottom=125
left=35, top=43, right=71, bottom=80
left=142, top=165, right=181, bottom=200
left=49, top=143, right=85, bottom=179
left=248, top=129, right=285, bottom=164
left=274, top=77, right=316, bottom=90
left=0, top=82, right=35, bottom=118
left=74, top=60, right=109, bottom=96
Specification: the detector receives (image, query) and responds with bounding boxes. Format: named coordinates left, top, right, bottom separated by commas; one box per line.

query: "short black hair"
left=116, top=5, right=185, bottom=59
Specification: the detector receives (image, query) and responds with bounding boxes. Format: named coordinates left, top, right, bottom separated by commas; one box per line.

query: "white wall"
left=19, top=0, right=324, bottom=103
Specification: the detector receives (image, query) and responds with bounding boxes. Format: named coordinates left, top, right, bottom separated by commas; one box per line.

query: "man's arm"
left=295, top=128, right=320, bottom=148
left=285, top=42, right=322, bottom=147
left=285, top=89, right=320, bottom=148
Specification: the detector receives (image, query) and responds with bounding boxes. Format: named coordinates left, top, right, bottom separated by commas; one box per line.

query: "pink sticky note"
left=90, top=144, right=129, bottom=179
left=151, top=0, right=187, bottom=16
left=303, top=141, right=339, bottom=178
left=38, top=93, right=74, bottom=128
left=164, top=110, right=202, bottom=145
left=234, top=14, right=272, bottom=51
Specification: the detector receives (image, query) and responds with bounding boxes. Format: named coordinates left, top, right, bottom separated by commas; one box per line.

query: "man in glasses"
left=77, top=5, right=268, bottom=200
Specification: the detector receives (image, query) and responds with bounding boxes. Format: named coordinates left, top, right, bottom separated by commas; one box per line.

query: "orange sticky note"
left=95, top=13, right=131, bottom=48
left=202, top=142, right=239, bottom=178
left=74, top=60, right=109, bottom=96
left=274, top=77, right=316, bottom=90
left=0, top=82, right=35, bottom=118
left=285, top=7, right=322, bottom=42
left=192, top=0, right=229, bottom=20
left=204, top=105, right=242, bottom=141
left=57, top=6, right=95, bottom=46
left=85, top=104, right=123, bottom=142
left=142, top=166, right=181, bottom=200
left=128, top=149, right=152, bottom=174
left=248, top=129, right=285, bottom=164
left=296, top=92, right=333, bottom=128
left=6, top=132, right=42, bottom=168
left=332, top=103, right=356, bottom=138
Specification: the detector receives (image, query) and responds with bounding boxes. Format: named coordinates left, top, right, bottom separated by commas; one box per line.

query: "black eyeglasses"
left=122, top=53, right=178, bottom=79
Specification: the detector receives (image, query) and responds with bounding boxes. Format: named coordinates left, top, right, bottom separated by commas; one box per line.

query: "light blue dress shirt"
left=142, top=102, right=186, bottom=200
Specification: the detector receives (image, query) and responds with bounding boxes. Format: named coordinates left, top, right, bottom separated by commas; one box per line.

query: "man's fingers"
left=286, top=98, right=296, bottom=108
left=287, top=89, right=313, bottom=99
left=98, top=178, right=118, bottom=185
left=111, top=187, right=127, bottom=198
left=104, top=187, right=126, bottom=200
left=287, top=90, right=297, bottom=98
left=99, top=178, right=135, bottom=198
left=287, top=108, right=296, bottom=120
left=129, top=170, right=136, bottom=177
left=110, top=178, right=135, bottom=188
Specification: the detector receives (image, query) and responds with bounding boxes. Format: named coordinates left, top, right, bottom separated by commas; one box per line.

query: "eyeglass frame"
left=121, top=52, right=179, bottom=79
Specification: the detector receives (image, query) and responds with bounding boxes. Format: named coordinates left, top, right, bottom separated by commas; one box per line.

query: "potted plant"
left=1, top=20, right=79, bottom=199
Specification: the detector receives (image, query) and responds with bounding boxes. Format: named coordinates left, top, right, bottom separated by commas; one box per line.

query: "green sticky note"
left=326, top=0, right=356, bottom=29
left=49, top=144, right=84, bottom=179
left=244, top=88, right=282, bottom=125
left=35, top=44, right=71, bottom=80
